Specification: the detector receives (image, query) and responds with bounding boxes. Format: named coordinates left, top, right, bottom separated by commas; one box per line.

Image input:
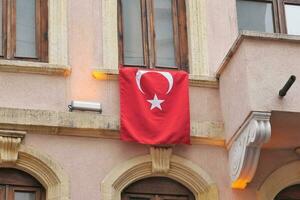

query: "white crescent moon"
left=135, top=70, right=174, bottom=94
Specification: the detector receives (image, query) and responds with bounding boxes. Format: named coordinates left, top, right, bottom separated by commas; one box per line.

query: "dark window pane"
left=154, top=0, right=176, bottom=67
left=237, top=0, right=274, bottom=33
left=275, top=184, right=300, bottom=200
left=285, top=4, right=300, bottom=35
left=15, top=191, right=36, bottom=200
left=122, top=0, right=144, bottom=65
left=16, top=0, right=37, bottom=58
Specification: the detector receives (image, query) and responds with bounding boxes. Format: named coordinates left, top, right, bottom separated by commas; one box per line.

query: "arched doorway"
left=274, top=184, right=300, bottom=200
left=121, top=177, right=195, bottom=200
left=257, top=161, right=300, bottom=200
left=0, top=168, right=46, bottom=200
left=101, top=154, right=218, bottom=200
left=0, top=145, right=69, bottom=200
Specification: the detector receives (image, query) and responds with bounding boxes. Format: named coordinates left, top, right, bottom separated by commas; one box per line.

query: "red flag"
left=119, top=67, right=190, bottom=144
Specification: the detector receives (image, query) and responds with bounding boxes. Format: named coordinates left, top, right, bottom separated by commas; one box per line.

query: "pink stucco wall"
left=219, top=37, right=300, bottom=141
left=219, top=42, right=252, bottom=141
left=206, top=0, right=239, bottom=75
left=2, top=0, right=293, bottom=199
left=0, top=72, right=68, bottom=111
left=0, top=0, right=224, bottom=124
left=24, top=134, right=257, bottom=200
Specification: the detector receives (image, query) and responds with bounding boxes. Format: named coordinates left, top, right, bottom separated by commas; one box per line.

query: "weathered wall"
left=206, top=0, right=238, bottom=75
left=219, top=36, right=300, bottom=141
left=0, top=0, right=224, bottom=123
left=218, top=41, right=252, bottom=141
left=23, top=133, right=257, bottom=200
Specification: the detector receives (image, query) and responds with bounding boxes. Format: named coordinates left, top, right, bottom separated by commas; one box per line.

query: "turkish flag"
left=120, top=67, right=190, bottom=144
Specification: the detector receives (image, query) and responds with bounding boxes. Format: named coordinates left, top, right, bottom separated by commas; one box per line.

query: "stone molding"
left=0, top=145, right=70, bottom=200
left=150, top=146, right=173, bottom=173
left=101, top=154, right=218, bottom=200
left=0, top=130, right=25, bottom=163
left=229, top=112, right=271, bottom=189
left=0, top=107, right=224, bottom=146
left=101, top=0, right=208, bottom=76
left=48, top=0, right=68, bottom=67
left=257, top=161, right=300, bottom=200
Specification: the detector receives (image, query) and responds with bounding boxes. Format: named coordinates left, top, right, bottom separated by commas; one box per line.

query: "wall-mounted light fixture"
left=68, top=101, right=102, bottom=113
left=92, top=69, right=118, bottom=80
left=92, top=70, right=108, bottom=80
left=279, top=75, right=296, bottom=97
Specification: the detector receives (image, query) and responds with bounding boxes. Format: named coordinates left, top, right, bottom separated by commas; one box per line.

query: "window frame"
left=0, top=0, right=48, bottom=62
left=9, top=186, right=42, bottom=200
left=278, top=0, right=300, bottom=33
left=118, top=0, right=188, bottom=71
left=0, top=168, right=45, bottom=200
left=237, top=0, right=300, bottom=34
left=121, top=177, right=195, bottom=200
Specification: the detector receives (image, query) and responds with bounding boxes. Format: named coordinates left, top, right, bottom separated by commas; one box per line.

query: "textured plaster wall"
left=0, top=0, right=247, bottom=198
left=0, top=72, right=68, bottom=111
left=219, top=43, right=252, bottom=141
left=206, top=0, right=238, bottom=75
left=23, top=134, right=256, bottom=200
left=0, top=0, right=224, bottom=124
left=67, top=0, right=103, bottom=102
left=245, top=39, right=300, bottom=112
left=250, top=149, right=299, bottom=190
left=220, top=38, right=300, bottom=140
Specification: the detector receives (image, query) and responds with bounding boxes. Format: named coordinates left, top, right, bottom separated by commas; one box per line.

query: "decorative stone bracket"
left=229, top=112, right=271, bottom=189
left=0, top=130, right=26, bottom=163
left=150, top=146, right=173, bottom=173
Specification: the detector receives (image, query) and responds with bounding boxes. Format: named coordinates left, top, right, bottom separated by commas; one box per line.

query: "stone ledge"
left=92, top=69, right=219, bottom=88
left=0, top=60, right=71, bottom=76
left=0, top=107, right=224, bottom=146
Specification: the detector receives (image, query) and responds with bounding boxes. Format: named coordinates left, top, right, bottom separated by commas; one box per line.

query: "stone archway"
left=101, top=149, right=218, bottom=200
left=258, top=161, right=300, bottom=200
left=0, top=144, right=69, bottom=200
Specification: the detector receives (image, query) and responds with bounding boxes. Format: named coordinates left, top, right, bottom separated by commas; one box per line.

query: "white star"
left=147, top=94, right=165, bottom=110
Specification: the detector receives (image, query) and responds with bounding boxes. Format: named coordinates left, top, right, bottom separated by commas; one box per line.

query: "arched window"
left=0, top=168, right=45, bottom=200
left=274, top=184, right=300, bottom=200
left=121, top=177, right=195, bottom=200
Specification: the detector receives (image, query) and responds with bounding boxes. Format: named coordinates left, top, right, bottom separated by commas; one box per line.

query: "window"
left=236, top=0, right=300, bottom=35
left=0, top=168, right=45, bottom=200
left=121, top=177, right=195, bottom=200
left=118, top=0, right=188, bottom=71
left=0, top=0, right=48, bottom=61
left=274, top=184, right=300, bottom=200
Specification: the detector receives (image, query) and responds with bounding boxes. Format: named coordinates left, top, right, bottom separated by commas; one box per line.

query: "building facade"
left=0, top=0, right=300, bottom=199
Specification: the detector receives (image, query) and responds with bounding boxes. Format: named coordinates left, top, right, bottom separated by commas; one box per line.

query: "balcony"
left=217, top=31, right=300, bottom=188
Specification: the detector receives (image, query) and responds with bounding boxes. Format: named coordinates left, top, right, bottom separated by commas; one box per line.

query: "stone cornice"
left=229, top=112, right=271, bottom=189
left=0, top=107, right=224, bottom=146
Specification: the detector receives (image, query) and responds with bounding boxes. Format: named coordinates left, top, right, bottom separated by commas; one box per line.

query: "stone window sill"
left=0, top=59, right=71, bottom=76
left=92, top=69, right=219, bottom=88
